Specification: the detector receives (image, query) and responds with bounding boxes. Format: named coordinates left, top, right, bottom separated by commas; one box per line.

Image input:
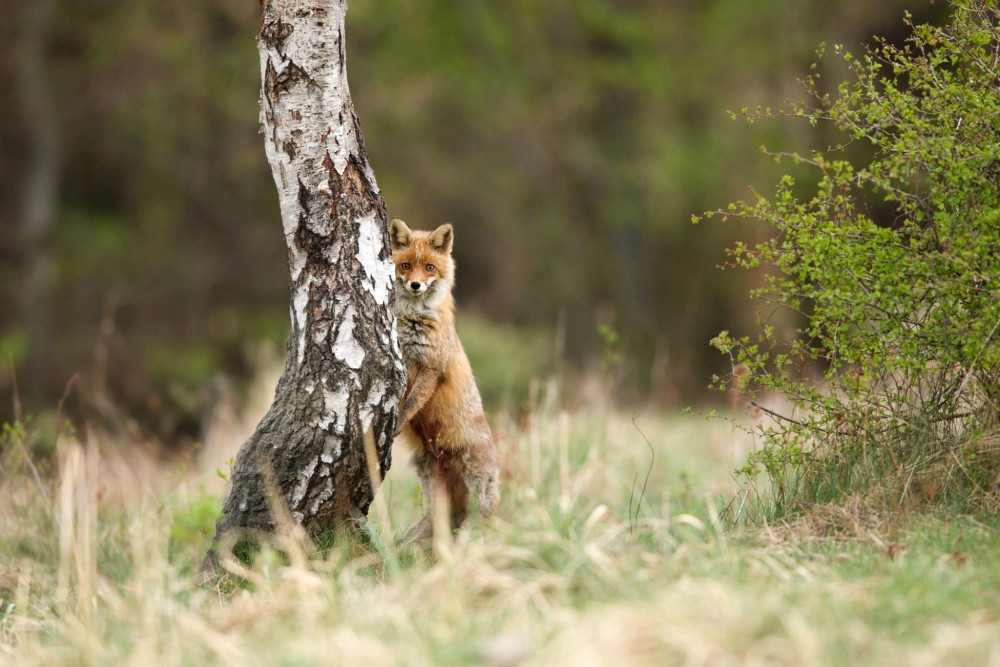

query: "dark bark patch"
left=260, top=18, right=293, bottom=49
left=271, top=60, right=310, bottom=97
left=262, top=59, right=279, bottom=110
left=294, top=213, right=330, bottom=266
left=338, top=30, right=345, bottom=74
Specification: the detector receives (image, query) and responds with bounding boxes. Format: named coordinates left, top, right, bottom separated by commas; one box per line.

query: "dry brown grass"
left=2, top=377, right=1000, bottom=666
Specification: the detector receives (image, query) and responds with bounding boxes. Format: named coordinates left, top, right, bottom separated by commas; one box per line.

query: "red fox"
left=389, top=218, right=501, bottom=544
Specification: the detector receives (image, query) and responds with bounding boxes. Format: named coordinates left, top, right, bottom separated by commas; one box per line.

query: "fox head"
left=389, top=218, right=455, bottom=298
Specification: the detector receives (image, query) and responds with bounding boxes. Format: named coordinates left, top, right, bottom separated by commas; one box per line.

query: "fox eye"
left=400, top=262, right=411, bottom=270
left=425, top=264, right=435, bottom=272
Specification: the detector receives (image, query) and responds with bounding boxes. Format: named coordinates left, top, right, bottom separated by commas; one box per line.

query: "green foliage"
left=714, top=2, right=1000, bottom=512
left=0, top=331, right=29, bottom=367
left=458, top=313, right=552, bottom=409
left=168, top=492, right=220, bottom=556
left=0, top=414, right=72, bottom=466
left=596, top=323, right=622, bottom=375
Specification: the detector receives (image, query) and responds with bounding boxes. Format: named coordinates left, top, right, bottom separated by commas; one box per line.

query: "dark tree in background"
left=202, top=0, right=405, bottom=575
left=16, top=0, right=59, bottom=359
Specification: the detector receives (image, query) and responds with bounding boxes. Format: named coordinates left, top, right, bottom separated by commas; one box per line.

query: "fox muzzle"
left=405, top=280, right=429, bottom=295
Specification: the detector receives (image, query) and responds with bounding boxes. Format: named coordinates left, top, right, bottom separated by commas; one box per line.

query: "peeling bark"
left=202, top=0, right=404, bottom=576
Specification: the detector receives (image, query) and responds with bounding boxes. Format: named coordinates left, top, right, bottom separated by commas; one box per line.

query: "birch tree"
left=202, top=0, right=405, bottom=577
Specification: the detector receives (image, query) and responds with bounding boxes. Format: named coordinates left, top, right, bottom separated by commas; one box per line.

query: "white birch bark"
left=203, top=0, right=405, bottom=575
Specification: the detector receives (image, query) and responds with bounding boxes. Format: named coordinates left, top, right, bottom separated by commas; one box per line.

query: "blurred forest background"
left=0, top=0, right=946, bottom=450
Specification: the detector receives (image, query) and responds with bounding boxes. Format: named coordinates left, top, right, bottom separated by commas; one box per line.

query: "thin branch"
left=749, top=401, right=809, bottom=428
left=628, top=412, right=655, bottom=536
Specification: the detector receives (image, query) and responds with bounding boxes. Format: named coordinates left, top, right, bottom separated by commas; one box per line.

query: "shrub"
left=705, top=1, right=1000, bottom=514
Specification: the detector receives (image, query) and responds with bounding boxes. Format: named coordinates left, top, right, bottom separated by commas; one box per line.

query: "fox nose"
left=409, top=281, right=422, bottom=291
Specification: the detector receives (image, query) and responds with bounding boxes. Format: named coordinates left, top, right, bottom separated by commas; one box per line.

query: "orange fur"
left=389, top=218, right=501, bottom=545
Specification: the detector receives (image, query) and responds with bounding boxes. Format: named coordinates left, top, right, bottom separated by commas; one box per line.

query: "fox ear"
left=388, top=218, right=412, bottom=250
left=428, top=223, right=454, bottom=254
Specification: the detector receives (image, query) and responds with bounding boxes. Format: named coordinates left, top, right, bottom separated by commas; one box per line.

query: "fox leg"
left=398, top=476, right=467, bottom=546
left=398, top=449, right=435, bottom=547
left=446, top=466, right=470, bottom=530
left=424, top=454, right=469, bottom=533
left=478, top=466, right=501, bottom=516
left=463, top=438, right=501, bottom=517
left=471, top=463, right=501, bottom=517
left=399, top=514, right=432, bottom=548
left=401, top=446, right=495, bottom=548
left=395, top=367, right=440, bottom=436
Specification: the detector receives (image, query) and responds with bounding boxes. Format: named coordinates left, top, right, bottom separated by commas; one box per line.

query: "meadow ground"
left=1, top=376, right=999, bottom=666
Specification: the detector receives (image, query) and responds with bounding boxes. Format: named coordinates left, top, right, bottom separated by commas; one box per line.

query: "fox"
left=388, top=218, right=501, bottom=545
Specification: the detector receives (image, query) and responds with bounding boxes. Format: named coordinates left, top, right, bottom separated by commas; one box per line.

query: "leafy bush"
left=705, top=1, right=1000, bottom=513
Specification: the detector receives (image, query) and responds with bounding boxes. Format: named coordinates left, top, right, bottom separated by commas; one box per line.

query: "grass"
left=1, top=383, right=1000, bottom=666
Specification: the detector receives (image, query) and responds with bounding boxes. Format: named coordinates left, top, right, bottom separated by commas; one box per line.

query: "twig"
left=956, top=314, right=1000, bottom=399
left=628, top=412, right=654, bottom=536
left=749, top=401, right=808, bottom=428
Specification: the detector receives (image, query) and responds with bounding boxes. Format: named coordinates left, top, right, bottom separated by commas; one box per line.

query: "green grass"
left=1, top=401, right=999, bottom=666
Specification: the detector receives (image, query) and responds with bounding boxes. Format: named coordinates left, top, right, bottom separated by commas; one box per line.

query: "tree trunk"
left=17, top=0, right=59, bottom=399
left=202, top=0, right=405, bottom=575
